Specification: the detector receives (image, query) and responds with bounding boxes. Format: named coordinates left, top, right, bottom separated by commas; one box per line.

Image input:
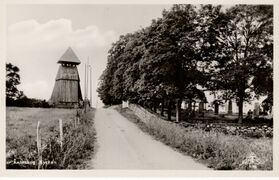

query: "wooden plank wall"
left=49, top=65, right=82, bottom=107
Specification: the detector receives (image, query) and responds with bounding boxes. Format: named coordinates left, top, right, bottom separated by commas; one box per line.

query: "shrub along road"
left=92, top=107, right=209, bottom=169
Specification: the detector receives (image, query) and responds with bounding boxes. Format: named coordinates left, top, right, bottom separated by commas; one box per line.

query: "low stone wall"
left=128, top=103, right=273, bottom=138
left=129, top=103, right=162, bottom=124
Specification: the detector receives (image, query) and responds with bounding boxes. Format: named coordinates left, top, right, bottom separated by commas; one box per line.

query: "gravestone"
left=181, top=101, right=186, bottom=109
left=254, top=102, right=260, bottom=117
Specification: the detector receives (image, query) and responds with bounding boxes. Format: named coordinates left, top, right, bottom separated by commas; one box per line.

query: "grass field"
left=6, top=107, right=97, bottom=169
left=6, top=107, right=76, bottom=144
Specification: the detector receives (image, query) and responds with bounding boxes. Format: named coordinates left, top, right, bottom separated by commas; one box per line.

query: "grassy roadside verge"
left=60, top=108, right=96, bottom=169
left=115, top=106, right=272, bottom=170
left=6, top=108, right=96, bottom=169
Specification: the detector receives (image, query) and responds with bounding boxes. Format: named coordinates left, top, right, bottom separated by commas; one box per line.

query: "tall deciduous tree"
left=122, top=30, right=146, bottom=103
left=206, top=5, right=273, bottom=123
left=98, top=33, right=137, bottom=105
left=135, top=18, right=175, bottom=117
left=156, top=5, right=209, bottom=122
left=6, top=63, right=24, bottom=104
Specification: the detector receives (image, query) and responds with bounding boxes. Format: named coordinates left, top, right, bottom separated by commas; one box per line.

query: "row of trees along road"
left=97, top=5, right=273, bottom=123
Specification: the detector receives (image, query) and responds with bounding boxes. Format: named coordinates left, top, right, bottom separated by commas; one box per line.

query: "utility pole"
left=84, top=61, right=87, bottom=100
left=96, top=98, right=98, bottom=109
left=86, top=57, right=89, bottom=100
left=89, top=65, right=92, bottom=107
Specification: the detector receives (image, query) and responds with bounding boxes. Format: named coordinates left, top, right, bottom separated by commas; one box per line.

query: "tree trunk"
left=228, top=100, right=233, bottom=115
left=188, top=100, right=192, bottom=111
left=193, top=102, right=196, bottom=116
left=167, top=100, right=172, bottom=121
left=175, top=99, right=181, bottom=123
left=187, top=100, right=192, bottom=117
left=153, top=101, right=157, bottom=113
left=214, top=103, right=219, bottom=115
left=161, top=98, right=164, bottom=116
left=238, top=96, right=244, bottom=123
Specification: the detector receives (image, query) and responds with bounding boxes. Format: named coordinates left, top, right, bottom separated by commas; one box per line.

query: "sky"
left=6, top=4, right=172, bottom=107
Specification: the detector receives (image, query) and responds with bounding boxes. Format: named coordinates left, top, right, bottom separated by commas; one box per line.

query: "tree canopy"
left=6, top=63, right=23, bottom=102
left=97, top=4, right=273, bottom=122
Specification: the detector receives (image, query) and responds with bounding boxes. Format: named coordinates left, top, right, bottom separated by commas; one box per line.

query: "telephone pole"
left=86, top=57, right=89, bottom=100
left=89, top=65, right=92, bottom=107
left=84, top=61, right=87, bottom=100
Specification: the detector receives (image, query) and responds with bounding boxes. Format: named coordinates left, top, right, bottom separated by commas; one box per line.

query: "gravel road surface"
left=92, top=108, right=210, bottom=170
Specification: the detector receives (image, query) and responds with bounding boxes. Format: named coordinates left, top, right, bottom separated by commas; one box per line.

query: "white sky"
left=6, top=4, right=172, bottom=107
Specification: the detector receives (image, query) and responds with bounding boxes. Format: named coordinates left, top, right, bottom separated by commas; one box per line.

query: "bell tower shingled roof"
left=58, top=47, right=81, bottom=65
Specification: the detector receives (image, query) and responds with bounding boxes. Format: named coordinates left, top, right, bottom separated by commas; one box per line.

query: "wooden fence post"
left=59, top=119, right=63, bottom=151
left=77, top=117, right=80, bottom=125
left=37, top=121, right=42, bottom=169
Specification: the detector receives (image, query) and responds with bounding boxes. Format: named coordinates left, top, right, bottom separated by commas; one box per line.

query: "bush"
left=7, top=96, right=51, bottom=108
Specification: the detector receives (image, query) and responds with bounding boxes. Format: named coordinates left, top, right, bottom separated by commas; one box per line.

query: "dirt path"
left=92, top=108, right=210, bottom=170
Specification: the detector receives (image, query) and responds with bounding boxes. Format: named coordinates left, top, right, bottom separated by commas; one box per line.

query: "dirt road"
left=92, top=108, right=210, bottom=170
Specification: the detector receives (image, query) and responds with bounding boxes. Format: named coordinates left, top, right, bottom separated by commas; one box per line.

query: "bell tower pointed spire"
left=58, top=47, right=81, bottom=65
